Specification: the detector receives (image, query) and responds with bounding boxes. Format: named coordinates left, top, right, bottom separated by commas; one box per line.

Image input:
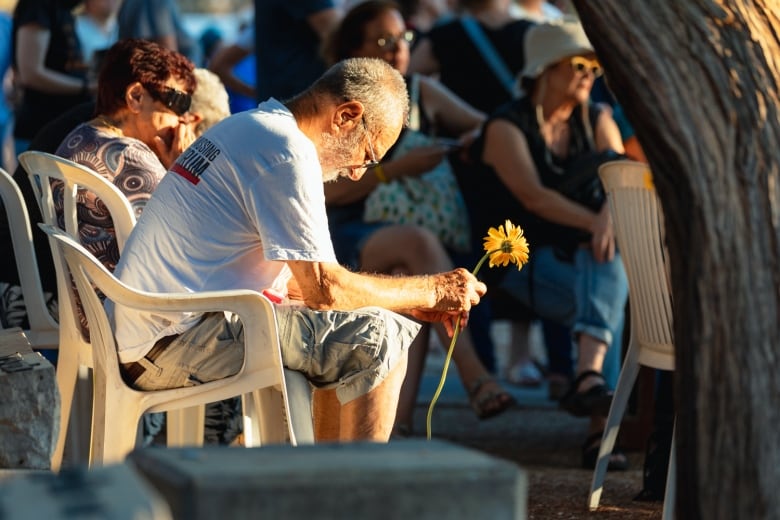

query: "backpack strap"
left=460, top=16, right=516, bottom=96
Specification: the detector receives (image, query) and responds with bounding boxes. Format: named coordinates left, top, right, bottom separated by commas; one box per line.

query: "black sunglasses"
left=144, top=85, right=192, bottom=116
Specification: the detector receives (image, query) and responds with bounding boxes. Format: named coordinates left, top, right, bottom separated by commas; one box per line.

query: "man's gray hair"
left=309, top=57, right=409, bottom=135
left=191, top=68, right=231, bottom=136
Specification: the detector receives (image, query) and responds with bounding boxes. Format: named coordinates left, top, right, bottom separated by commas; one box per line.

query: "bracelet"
left=373, top=164, right=388, bottom=183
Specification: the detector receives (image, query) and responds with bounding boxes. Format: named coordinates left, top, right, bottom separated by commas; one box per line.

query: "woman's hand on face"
left=153, top=122, right=196, bottom=169
left=590, top=203, right=616, bottom=263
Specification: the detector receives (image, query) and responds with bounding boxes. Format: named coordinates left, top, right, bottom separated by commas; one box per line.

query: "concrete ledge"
left=0, top=469, right=51, bottom=482
left=129, top=439, right=527, bottom=520
left=0, top=464, right=171, bottom=519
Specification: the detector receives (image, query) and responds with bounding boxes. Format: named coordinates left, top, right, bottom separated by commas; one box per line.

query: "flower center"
left=500, top=240, right=513, bottom=253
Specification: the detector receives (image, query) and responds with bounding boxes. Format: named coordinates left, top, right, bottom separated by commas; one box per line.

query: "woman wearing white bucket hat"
left=462, top=20, right=630, bottom=470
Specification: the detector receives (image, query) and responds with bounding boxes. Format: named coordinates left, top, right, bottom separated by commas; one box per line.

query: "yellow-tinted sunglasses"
left=570, top=57, right=603, bottom=78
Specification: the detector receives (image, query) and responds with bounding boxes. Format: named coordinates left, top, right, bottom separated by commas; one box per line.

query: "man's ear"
left=125, top=82, right=145, bottom=113
left=332, top=100, right=364, bottom=132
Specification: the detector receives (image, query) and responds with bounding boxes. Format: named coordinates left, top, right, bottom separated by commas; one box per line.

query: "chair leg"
left=166, top=406, right=205, bottom=447
left=661, top=421, right=676, bottom=520
left=89, top=390, right=142, bottom=467
left=70, top=365, right=93, bottom=462
left=241, top=391, right=263, bottom=447
left=588, top=341, right=641, bottom=510
left=284, top=369, right=314, bottom=445
left=51, top=347, right=80, bottom=471
left=256, top=387, right=290, bottom=445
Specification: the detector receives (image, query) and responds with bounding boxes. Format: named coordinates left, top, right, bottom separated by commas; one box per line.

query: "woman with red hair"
left=52, top=38, right=197, bottom=331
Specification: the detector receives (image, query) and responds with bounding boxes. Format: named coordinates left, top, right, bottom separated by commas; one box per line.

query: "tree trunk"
left=570, top=1, right=780, bottom=518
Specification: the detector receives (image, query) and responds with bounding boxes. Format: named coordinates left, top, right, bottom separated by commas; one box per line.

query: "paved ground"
left=410, top=348, right=663, bottom=519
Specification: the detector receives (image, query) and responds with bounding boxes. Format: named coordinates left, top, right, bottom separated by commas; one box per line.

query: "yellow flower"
left=483, top=219, right=529, bottom=270
left=427, top=219, right=530, bottom=440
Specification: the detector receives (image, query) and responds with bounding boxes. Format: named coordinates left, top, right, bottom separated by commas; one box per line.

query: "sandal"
left=581, top=430, right=629, bottom=471
left=467, top=375, right=517, bottom=420
left=559, top=370, right=613, bottom=417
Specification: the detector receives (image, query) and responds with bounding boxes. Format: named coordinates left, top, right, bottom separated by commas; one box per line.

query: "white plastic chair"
left=18, top=150, right=137, bottom=470
left=588, top=160, right=676, bottom=519
left=42, top=224, right=313, bottom=466
left=21, top=151, right=314, bottom=466
left=0, top=167, right=59, bottom=348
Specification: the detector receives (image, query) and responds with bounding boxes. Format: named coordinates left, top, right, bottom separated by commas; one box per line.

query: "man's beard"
left=320, top=126, right=365, bottom=182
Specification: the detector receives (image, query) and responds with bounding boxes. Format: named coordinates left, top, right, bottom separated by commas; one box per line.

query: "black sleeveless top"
left=460, top=96, right=610, bottom=262
left=426, top=18, right=533, bottom=114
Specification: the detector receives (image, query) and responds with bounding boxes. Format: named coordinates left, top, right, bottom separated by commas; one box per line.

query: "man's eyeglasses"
left=144, top=84, right=192, bottom=116
left=375, top=30, right=415, bottom=51
left=340, top=118, right=380, bottom=173
left=569, top=57, right=603, bottom=78
left=362, top=118, right=379, bottom=168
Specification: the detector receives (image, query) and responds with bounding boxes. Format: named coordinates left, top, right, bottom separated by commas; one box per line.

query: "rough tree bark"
left=571, top=1, right=780, bottom=518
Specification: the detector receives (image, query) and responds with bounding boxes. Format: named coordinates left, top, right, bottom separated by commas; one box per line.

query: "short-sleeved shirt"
left=254, top=0, right=336, bottom=101
left=12, top=0, right=91, bottom=140
left=111, top=99, right=337, bottom=363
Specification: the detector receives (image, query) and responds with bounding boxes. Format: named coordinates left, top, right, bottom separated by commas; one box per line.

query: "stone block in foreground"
left=0, top=330, right=60, bottom=469
left=129, top=439, right=527, bottom=520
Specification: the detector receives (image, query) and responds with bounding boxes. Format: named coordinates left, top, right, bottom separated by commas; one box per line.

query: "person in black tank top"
left=469, top=21, right=631, bottom=470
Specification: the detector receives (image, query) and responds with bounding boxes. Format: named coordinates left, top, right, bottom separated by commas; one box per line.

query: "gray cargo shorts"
left=131, top=305, right=420, bottom=404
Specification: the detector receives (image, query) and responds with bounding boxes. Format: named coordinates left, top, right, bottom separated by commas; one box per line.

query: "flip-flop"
left=467, top=375, right=517, bottom=420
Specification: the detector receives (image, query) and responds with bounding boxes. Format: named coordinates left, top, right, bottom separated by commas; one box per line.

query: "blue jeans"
left=498, top=246, right=628, bottom=348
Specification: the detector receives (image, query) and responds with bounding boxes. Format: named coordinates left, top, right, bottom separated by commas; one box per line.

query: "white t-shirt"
left=111, top=99, right=337, bottom=363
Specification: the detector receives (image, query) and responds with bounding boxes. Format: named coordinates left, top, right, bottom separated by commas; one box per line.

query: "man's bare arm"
left=286, top=260, right=485, bottom=316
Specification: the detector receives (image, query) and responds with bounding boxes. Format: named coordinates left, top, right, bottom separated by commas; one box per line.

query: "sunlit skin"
left=91, top=76, right=195, bottom=169
left=319, top=106, right=400, bottom=183
left=542, top=52, right=601, bottom=113
left=141, top=78, right=193, bottom=152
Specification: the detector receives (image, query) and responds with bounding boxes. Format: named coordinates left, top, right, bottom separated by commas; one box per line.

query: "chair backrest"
left=18, top=151, right=138, bottom=342
left=0, top=167, right=58, bottom=344
left=17, top=151, right=137, bottom=251
left=42, top=223, right=290, bottom=403
left=599, top=160, right=674, bottom=370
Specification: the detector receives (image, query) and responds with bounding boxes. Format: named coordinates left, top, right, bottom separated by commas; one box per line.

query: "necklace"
left=91, top=115, right=123, bottom=136
left=535, top=104, right=566, bottom=175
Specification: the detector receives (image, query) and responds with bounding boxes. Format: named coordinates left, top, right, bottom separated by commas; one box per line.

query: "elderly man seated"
left=110, top=57, right=487, bottom=442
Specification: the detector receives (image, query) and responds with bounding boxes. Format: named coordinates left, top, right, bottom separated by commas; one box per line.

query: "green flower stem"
left=426, top=249, right=499, bottom=440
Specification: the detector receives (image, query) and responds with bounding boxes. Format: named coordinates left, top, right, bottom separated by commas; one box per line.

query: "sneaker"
left=506, top=360, right=543, bottom=387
